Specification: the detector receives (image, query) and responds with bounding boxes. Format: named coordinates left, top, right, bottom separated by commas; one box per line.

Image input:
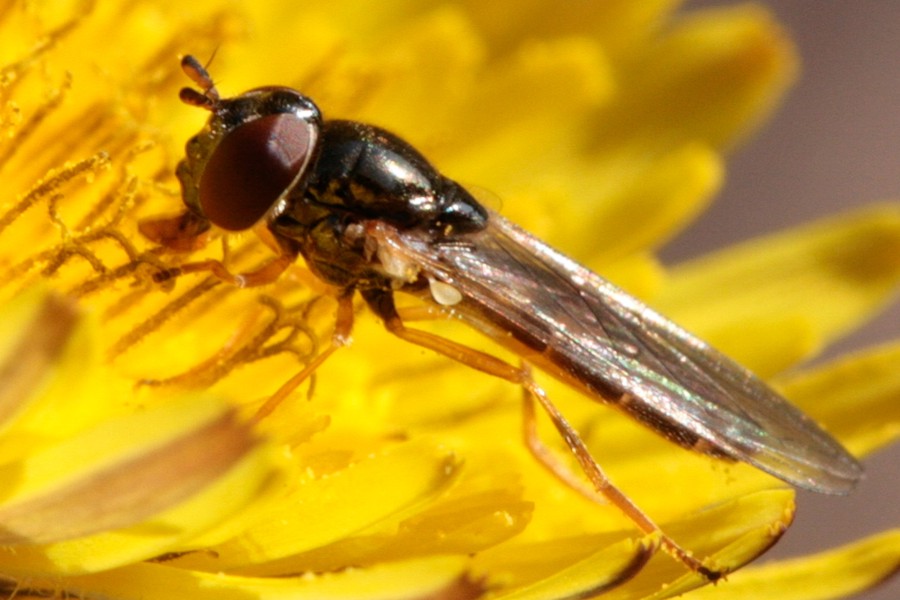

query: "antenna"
left=178, top=54, right=220, bottom=110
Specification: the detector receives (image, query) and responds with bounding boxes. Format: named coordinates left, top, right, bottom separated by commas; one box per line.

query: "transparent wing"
left=376, top=212, right=862, bottom=494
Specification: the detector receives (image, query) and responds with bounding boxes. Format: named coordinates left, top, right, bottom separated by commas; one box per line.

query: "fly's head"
left=176, top=55, right=323, bottom=233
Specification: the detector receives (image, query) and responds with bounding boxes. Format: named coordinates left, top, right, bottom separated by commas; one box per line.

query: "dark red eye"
left=199, top=113, right=314, bottom=231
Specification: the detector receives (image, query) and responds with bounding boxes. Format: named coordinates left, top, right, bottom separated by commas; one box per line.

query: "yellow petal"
left=460, top=0, right=681, bottom=58
left=448, top=36, right=612, bottom=159
left=659, top=204, right=900, bottom=374
left=687, top=315, right=819, bottom=379
left=778, top=341, right=900, bottom=457
left=457, top=6, right=795, bottom=260
left=476, top=489, right=794, bottom=598
left=0, top=395, right=281, bottom=575
left=0, top=289, right=81, bottom=435
left=0, top=287, right=147, bottom=464
left=170, top=437, right=463, bottom=572
left=487, top=537, right=657, bottom=600
left=27, top=556, right=472, bottom=600
left=0, top=290, right=283, bottom=576
left=616, top=489, right=796, bottom=599
left=343, top=6, right=487, bottom=134
left=589, top=4, right=797, bottom=154
left=686, top=530, right=900, bottom=600
left=440, top=35, right=614, bottom=228
left=599, top=252, right=668, bottom=300
left=0, top=399, right=247, bottom=544
left=584, top=141, right=724, bottom=262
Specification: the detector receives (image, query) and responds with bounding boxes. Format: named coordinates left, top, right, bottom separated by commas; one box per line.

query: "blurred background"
left=671, top=2, right=899, bottom=598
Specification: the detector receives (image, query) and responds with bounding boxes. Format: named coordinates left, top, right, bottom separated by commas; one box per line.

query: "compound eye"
left=199, top=113, right=314, bottom=231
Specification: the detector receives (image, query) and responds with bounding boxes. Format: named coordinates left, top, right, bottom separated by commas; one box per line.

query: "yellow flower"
left=0, top=1, right=897, bottom=599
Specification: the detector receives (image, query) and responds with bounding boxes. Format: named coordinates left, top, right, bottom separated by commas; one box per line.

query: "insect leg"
left=138, top=210, right=213, bottom=252
left=394, top=303, right=447, bottom=323
left=251, top=289, right=355, bottom=423
left=519, top=363, right=608, bottom=504
left=523, top=378, right=723, bottom=581
left=362, top=288, right=722, bottom=581
left=152, top=252, right=296, bottom=288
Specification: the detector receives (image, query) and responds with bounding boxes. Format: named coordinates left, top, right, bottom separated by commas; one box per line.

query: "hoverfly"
left=141, top=55, right=863, bottom=580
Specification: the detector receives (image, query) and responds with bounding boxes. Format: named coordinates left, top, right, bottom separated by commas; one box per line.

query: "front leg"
left=141, top=210, right=297, bottom=288
left=139, top=210, right=212, bottom=252
left=152, top=252, right=297, bottom=288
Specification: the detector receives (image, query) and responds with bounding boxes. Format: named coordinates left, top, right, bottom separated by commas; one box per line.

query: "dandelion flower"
left=0, top=1, right=897, bottom=599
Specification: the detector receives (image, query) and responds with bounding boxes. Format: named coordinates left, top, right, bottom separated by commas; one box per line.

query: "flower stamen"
left=0, top=151, right=110, bottom=235
left=136, top=294, right=319, bottom=390
left=0, top=73, right=71, bottom=170
left=108, top=276, right=224, bottom=358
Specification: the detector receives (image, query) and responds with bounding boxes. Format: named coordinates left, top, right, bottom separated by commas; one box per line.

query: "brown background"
left=672, top=2, right=899, bottom=599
